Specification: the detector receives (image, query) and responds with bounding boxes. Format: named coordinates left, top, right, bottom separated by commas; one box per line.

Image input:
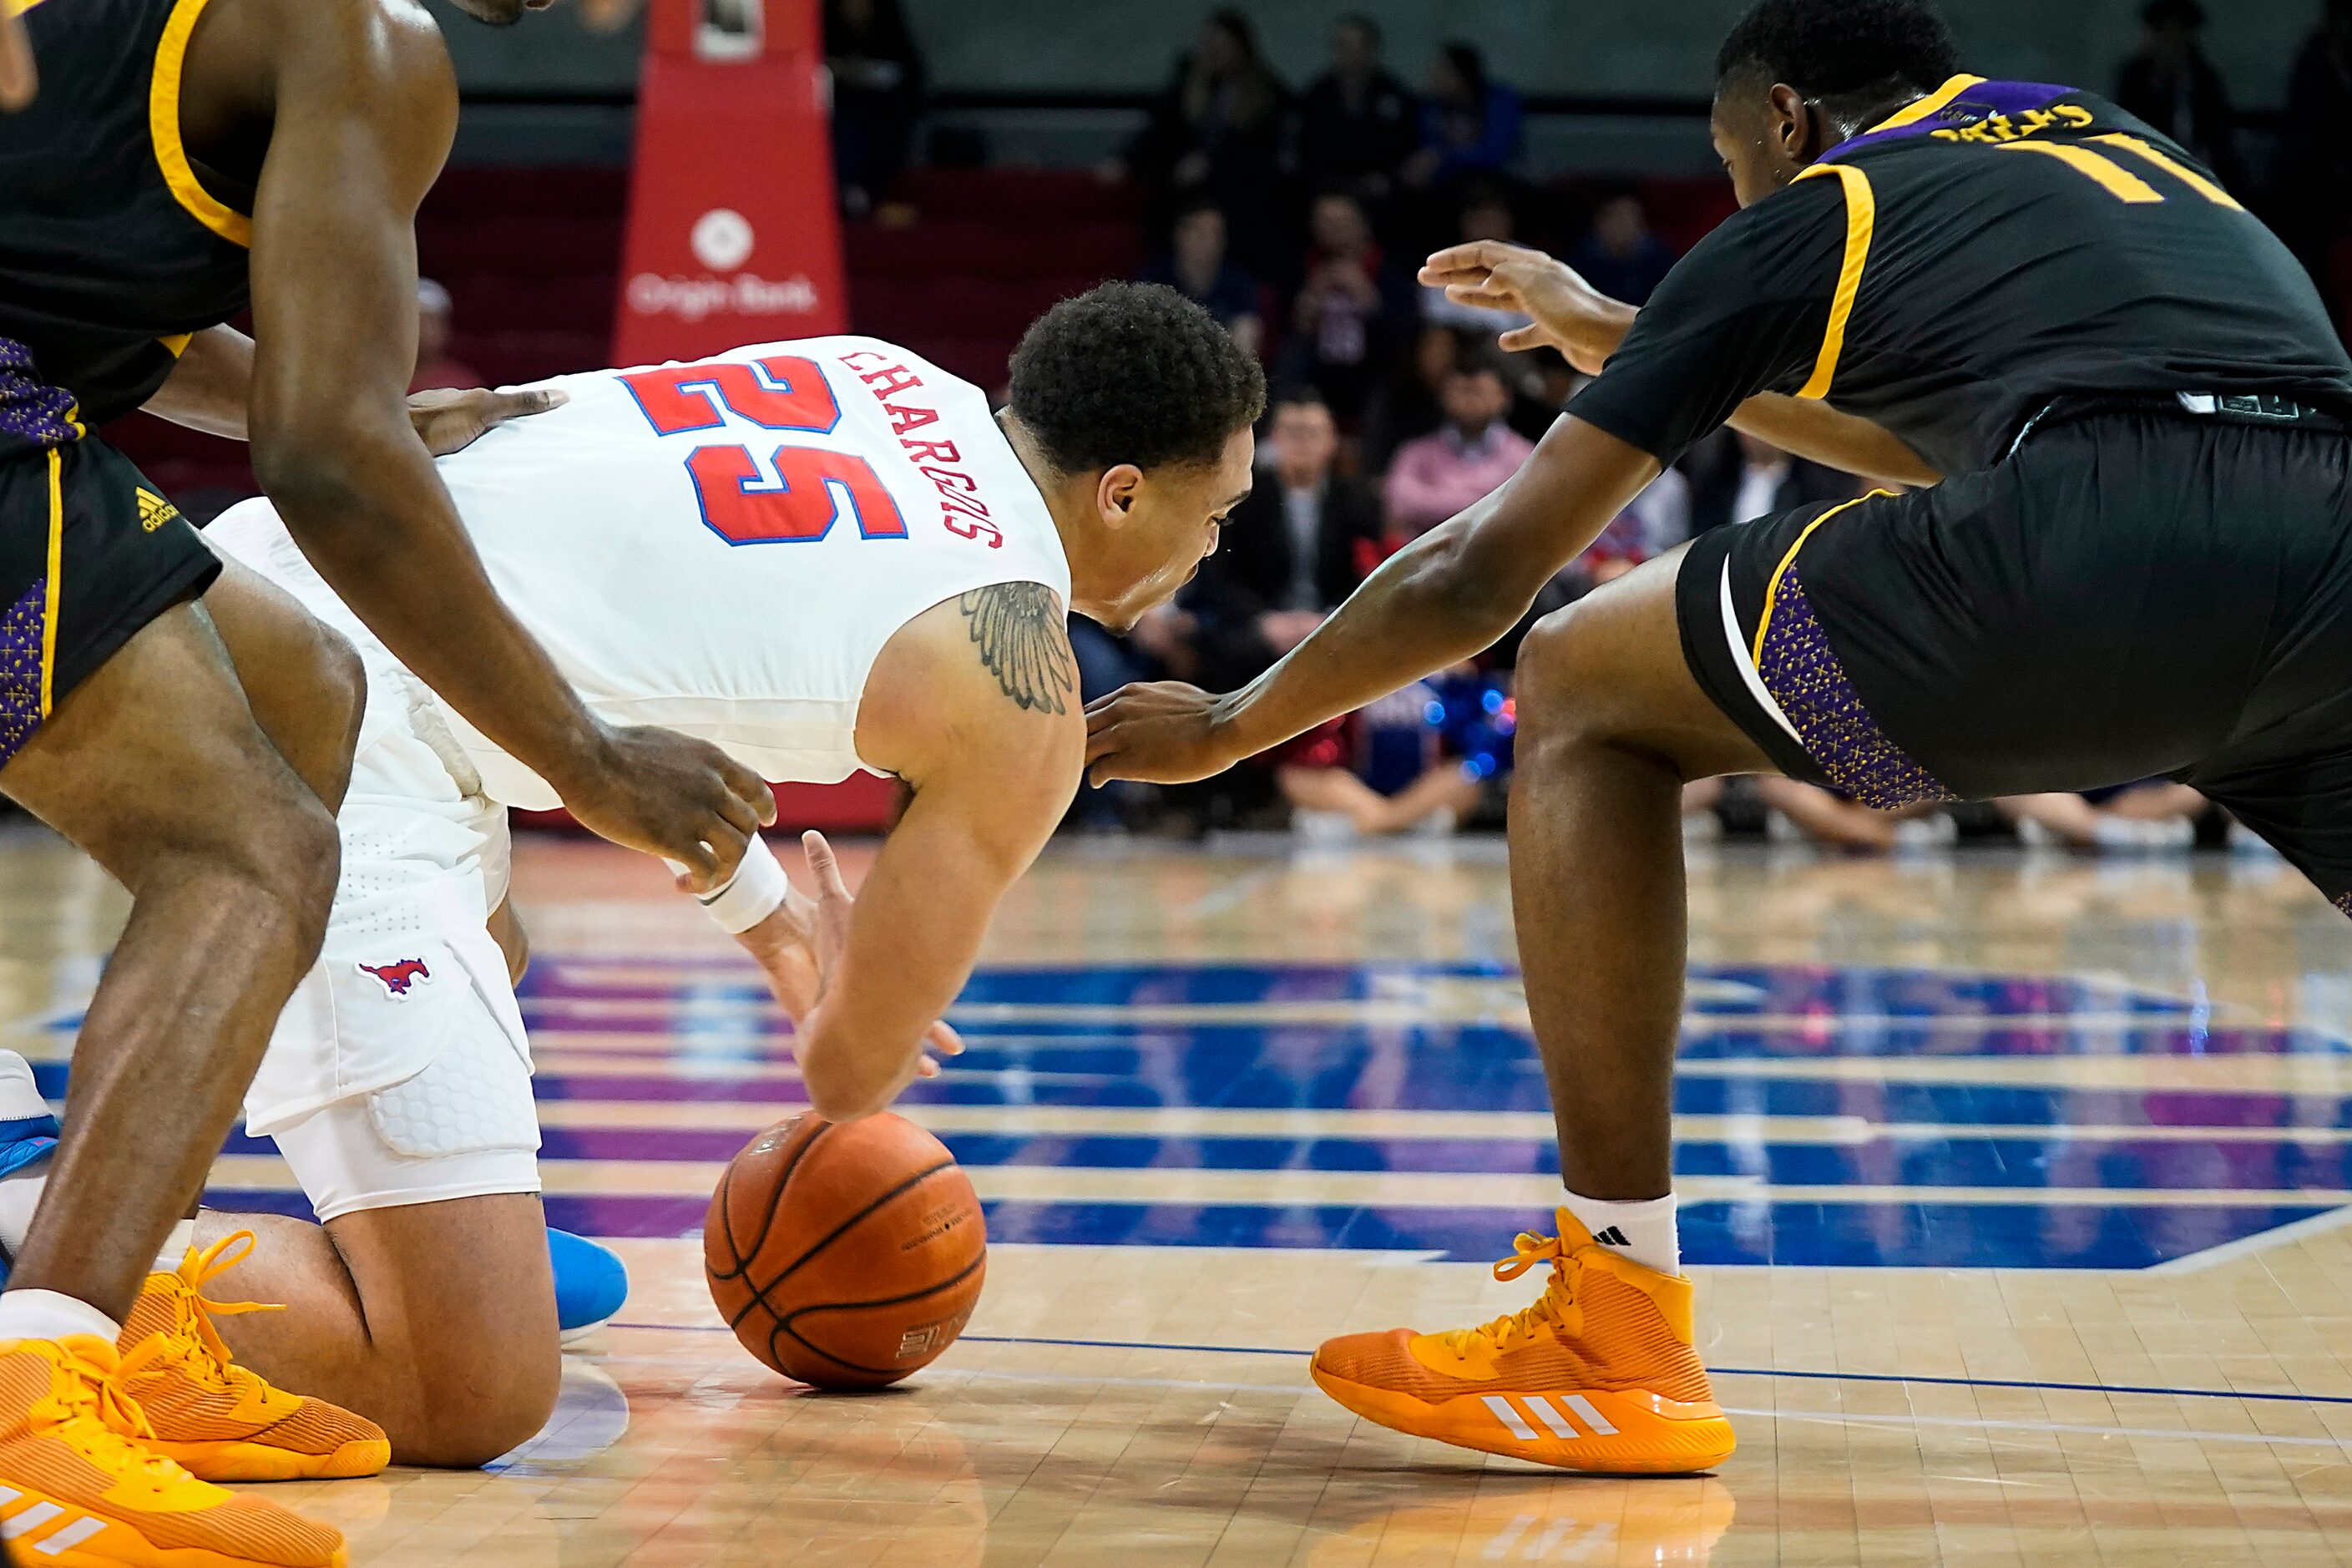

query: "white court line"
left=610, top=1358, right=2352, bottom=1454
left=2146, top=1202, right=2352, bottom=1276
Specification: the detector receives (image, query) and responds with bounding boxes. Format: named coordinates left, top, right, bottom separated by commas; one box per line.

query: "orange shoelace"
left=135, top=1232, right=286, bottom=1398
left=1434, top=1230, right=1581, bottom=1358
left=49, top=1339, right=185, bottom=1483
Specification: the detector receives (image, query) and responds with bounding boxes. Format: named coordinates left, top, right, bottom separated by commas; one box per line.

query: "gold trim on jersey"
left=3, top=0, right=58, bottom=17
left=150, top=0, right=252, bottom=249
left=2091, top=132, right=2244, bottom=210
left=1865, top=73, right=1986, bottom=134
left=39, top=448, right=63, bottom=718
left=1791, top=163, right=1875, bottom=401
left=1997, top=139, right=2162, bottom=202
left=159, top=333, right=194, bottom=358
left=1751, top=493, right=1886, bottom=668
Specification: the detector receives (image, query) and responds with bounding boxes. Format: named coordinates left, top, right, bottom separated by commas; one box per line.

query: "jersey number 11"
left=619, top=356, right=910, bottom=546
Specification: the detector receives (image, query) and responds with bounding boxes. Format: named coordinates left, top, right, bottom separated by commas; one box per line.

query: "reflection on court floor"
left=49, top=951, right=2338, bottom=1271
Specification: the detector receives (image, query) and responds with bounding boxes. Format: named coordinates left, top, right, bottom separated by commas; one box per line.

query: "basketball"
left=703, top=1111, right=987, bottom=1389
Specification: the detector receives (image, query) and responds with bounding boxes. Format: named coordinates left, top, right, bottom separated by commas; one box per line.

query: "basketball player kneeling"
left=0, top=284, right=1263, bottom=1467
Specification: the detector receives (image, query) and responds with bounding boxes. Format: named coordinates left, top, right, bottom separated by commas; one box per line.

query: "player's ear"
left=1768, top=83, right=1809, bottom=164
left=1095, top=463, right=1146, bottom=529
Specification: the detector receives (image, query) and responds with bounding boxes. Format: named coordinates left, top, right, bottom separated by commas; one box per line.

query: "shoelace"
left=1434, top=1230, right=1579, bottom=1358
left=48, top=1339, right=188, bottom=1484
left=142, top=1232, right=286, bottom=1399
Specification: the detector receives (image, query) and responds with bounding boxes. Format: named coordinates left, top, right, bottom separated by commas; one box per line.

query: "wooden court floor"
left=5, top=824, right=2352, bottom=1564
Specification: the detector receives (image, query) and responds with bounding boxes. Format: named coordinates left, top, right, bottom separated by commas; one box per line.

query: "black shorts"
left=1677, top=401, right=2352, bottom=919
left=0, top=438, right=221, bottom=771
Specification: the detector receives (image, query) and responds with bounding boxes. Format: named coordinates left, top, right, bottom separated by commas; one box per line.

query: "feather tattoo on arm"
left=958, top=583, right=1077, bottom=715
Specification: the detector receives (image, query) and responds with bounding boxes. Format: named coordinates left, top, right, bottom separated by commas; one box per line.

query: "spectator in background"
left=825, top=0, right=926, bottom=220
left=1421, top=190, right=1532, bottom=336
left=1361, top=322, right=1463, bottom=470
left=1578, top=468, right=1691, bottom=586
left=1187, top=388, right=1384, bottom=693
left=2279, top=0, right=2352, bottom=281
left=1567, top=192, right=1677, bottom=306
left=1403, top=44, right=1523, bottom=195
left=1280, top=190, right=1419, bottom=424
left=2115, top=0, right=2238, bottom=189
left=1296, top=14, right=1420, bottom=220
left=408, top=277, right=481, bottom=394
left=1143, top=204, right=1264, bottom=360
left=1125, top=10, right=1289, bottom=267
left=1682, top=429, right=1862, bottom=536
left=1383, top=355, right=1535, bottom=539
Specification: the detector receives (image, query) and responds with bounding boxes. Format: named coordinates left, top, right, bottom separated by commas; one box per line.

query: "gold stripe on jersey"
left=39, top=448, right=62, bottom=717
left=2091, top=132, right=2244, bottom=210
left=1792, top=163, right=1876, bottom=401
left=1751, top=493, right=1885, bottom=668
left=1997, top=140, right=2163, bottom=203
left=150, top=0, right=252, bottom=249
left=159, top=333, right=193, bottom=357
left=1865, top=73, right=1988, bottom=134
left=3, top=0, right=57, bottom=16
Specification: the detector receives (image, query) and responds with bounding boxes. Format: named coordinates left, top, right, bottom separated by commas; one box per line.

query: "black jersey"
left=1568, top=75, right=2352, bottom=476
left=0, top=0, right=253, bottom=462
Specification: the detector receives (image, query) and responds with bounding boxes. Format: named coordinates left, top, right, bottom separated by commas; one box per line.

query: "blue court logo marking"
left=40, top=959, right=2348, bottom=1269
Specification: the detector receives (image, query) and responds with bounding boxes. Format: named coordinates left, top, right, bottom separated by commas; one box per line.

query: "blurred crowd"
left=812, top=2, right=2345, bottom=856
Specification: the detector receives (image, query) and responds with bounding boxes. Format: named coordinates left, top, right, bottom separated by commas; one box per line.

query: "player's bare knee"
left=406, top=1338, right=559, bottom=1468
left=213, top=790, right=342, bottom=962
left=1515, top=601, right=1632, bottom=751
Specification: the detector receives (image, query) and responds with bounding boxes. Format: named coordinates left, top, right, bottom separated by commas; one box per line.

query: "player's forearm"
left=795, top=879, right=991, bottom=1124
left=140, top=326, right=255, bottom=440
left=1211, top=422, right=1649, bottom=761
left=251, top=420, right=609, bottom=788
left=1728, top=393, right=1942, bottom=487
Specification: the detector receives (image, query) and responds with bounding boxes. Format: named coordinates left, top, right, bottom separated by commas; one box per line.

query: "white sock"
left=1562, top=1190, right=1680, bottom=1276
left=154, top=1220, right=195, bottom=1274
left=0, top=1288, right=119, bottom=1346
left=0, top=1166, right=43, bottom=1259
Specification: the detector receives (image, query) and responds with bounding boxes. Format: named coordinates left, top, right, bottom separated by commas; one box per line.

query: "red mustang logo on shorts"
left=358, top=959, right=431, bottom=997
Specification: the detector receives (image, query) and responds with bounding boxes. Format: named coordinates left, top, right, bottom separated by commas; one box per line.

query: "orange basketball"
left=703, top=1111, right=986, bottom=1389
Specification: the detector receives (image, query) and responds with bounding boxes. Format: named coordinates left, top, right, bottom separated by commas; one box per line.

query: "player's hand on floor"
left=567, top=722, right=777, bottom=888
left=1418, top=240, right=1630, bottom=372
left=407, top=385, right=569, bottom=458
left=1085, top=681, right=1243, bottom=786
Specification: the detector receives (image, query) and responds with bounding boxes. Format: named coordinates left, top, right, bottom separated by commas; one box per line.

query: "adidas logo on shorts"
left=134, top=488, right=180, bottom=533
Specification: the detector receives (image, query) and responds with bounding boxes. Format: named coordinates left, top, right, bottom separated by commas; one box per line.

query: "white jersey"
left=210, top=336, right=1070, bottom=808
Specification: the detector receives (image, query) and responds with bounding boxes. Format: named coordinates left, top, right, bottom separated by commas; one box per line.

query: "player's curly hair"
left=1007, top=282, right=1267, bottom=475
left=1715, top=0, right=1960, bottom=102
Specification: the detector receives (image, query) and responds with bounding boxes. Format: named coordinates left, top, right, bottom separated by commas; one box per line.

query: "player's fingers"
left=712, top=782, right=763, bottom=841
left=803, top=830, right=853, bottom=902
left=480, top=387, right=569, bottom=427
left=1498, top=325, right=1550, bottom=352
left=712, top=756, right=776, bottom=826
left=673, top=837, right=720, bottom=888
left=926, top=1020, right=966, bottom=1056
left=698, top=818, right=751, bottom=883
left=1083, top=721, right=1125, bottom=766
left=914, top=1055, right=941, bottom=1079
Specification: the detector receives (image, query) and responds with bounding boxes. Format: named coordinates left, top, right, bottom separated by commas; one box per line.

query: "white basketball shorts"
left=210, top=506, right=541, bottom=1220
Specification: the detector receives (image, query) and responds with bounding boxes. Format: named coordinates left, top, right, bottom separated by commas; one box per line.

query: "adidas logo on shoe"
left=1590, top=1226, right=1631, bottom=1247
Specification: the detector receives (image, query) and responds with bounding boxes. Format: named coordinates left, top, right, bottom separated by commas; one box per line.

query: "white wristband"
left=668, top=833, right=790, bottom=935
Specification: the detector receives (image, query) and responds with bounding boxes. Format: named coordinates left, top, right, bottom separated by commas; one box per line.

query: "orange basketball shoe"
left=0, top=1333, right=345, bottom=1565
left=117, top=1234, right=389, bottom=1482
left=1312, top=1211, right=1735, bottom=1474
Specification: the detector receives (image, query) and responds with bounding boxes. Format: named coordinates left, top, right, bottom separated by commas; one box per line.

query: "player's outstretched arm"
left=789, top=586, right=1085, bottom=1122
left=228, top=0, right=771, bottom=884
left=141, top=325, right=560, bottom=455
left=1421, top=240, right=1940, bottom=488
left=1086, top=416, right=1661, bottom=786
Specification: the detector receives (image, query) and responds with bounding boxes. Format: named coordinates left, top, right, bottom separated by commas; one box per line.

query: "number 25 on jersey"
left=619, top=356, right=908, bottom=546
